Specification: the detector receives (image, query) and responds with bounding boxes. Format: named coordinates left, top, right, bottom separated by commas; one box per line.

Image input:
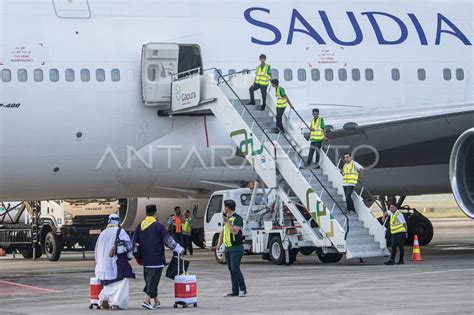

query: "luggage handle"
left=177, top=253, right=187, bottom=275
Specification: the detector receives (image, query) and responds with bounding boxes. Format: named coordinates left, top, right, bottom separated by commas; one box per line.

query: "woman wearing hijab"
left=94, top=214, right=135, bottom=310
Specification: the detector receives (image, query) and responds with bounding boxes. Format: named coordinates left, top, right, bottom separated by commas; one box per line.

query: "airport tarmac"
left=0, top=218, right=473, bottom=314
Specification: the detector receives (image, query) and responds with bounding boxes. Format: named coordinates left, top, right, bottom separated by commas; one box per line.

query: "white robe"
left=94, top=226, right=132, bottom=309
left=94, top=226, right=130, bottom=280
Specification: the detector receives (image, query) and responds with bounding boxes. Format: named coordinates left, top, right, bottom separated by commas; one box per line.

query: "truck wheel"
left=299, top=247, right=315, bottom=256
left=192, top=229, right=205, bottom=249
left=269, top=236, right=285, bottom=265
left=44, top=232, right=62, bottom=261
left=214, top=249, right=226, bottom=264
left=408, top=216, right=434, bottom=246
left=20, top=243, right=42, bottom=259
left=317, top=252, right=343, bottom=263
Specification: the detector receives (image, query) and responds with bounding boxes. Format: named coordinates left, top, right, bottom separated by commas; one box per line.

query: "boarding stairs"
left=166, top=69, right=388, bottom=259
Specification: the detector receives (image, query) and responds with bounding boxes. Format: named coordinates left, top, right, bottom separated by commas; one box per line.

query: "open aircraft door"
left=141, top=43, right=179, bottom=107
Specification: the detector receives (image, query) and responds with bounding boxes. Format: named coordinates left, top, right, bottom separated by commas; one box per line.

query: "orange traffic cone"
left=411, top=235, right=423, bottom=261
left=0, top=248, right=6, bottom=257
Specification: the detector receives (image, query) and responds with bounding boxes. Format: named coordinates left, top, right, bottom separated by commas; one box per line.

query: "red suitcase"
left=173, top=254, right=197, bottom=308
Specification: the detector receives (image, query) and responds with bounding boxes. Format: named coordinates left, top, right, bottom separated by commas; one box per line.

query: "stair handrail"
left=277, top=131, right=350, bottom=240
left=288, top=105, right=387, bottom=229
left=203, top=68, right=277, bottom=158
left=207, top=70, right=349, bottom=241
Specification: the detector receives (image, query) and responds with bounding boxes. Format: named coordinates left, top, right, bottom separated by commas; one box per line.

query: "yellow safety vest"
left=181, top=217, right=192, bottom=235
left=255, top=64, right=270, bottom=86
left=276, top=86, right=288, bottom=108
left=343, top=161, right=359, bottom=185
left=390, top=210, right=407, bottom=234
left=310, top=117, right=324, bottom=141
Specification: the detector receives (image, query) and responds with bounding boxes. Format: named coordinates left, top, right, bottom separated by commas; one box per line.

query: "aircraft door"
left=141, top=43, right=179, bottom=107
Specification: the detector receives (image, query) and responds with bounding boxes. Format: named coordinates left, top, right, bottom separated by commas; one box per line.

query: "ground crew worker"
left=247, top=54, right=271, bottom=110
left=167, top=206, right=183, bottom=245
left=181, top=209, right=193, bottom=256
left=383, top=203, right=407, bottom=265
left=306, top=108, right=327, bottom=168
left=216, top=199, right=247, bottom=297
left=342, top=152, right=364, bottom=214
left=271, top=79, right=293, bottom=133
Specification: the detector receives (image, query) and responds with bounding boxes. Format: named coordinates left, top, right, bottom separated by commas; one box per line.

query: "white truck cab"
left=204, top=187, right=326, bottom=265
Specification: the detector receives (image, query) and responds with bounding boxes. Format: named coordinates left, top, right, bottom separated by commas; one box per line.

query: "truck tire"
left=408, top=216, right=434, bottom=246
left=44, top=232, right=62, bottom=261
left=20, top=243, right=42, bottom=259
left=269, top=236, right=285, bottom=265
left=214, top=248, right=226, bottom=264
left=299, top=247, right=315, bottom=256
left=192, top=228, right=205, bottom=249
left=317, top=252, right=343, bottom=263
left=212, top=236, right=226, bottom=264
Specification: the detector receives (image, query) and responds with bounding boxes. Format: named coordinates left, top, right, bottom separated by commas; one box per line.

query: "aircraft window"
left=65, top=69, right=75, bottom=82
left=352, top=69, right=361, bottom=81
left=111, top=69, right=120, bottom=82
left=311, top=69, right=320, bottom=81
left=443, top=68, right=452, bottom=81
left=365, top=68, right=374, bottom=81
left=49, top=69, right=59, bottom=82
left=456, top=68, right=464, bottom=81
left=417, top=68, right=426, bottom=81
left=81, top=69, right=90, bottom=82
left=34, top=69, right=43, bottom=82
left=206, top=194, right=223, bottom=223
left=96, top=69, right=105, bottom=82
left=391, top=68, right=400, bottom=81
left=297, top=69, right=306, bottom=81
left=1, top=69, right=12, bottom=82
left=271, top=68, right=279, bottom=80
left=325, top=69, right=334, bottom=81
left=18, top=69, right=28, bottom=82
left=284, top=69, right=293, bottom=81
left=338, top=68, right=347, bottom=81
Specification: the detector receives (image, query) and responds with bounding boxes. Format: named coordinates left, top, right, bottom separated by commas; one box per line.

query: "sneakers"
left=384, top=259, right=395, bottom=265
left=239, top=291, right=247, bottom=297
left=225, top=292, right=239, bottom=297
left=141, top=302, right=154, bottom=310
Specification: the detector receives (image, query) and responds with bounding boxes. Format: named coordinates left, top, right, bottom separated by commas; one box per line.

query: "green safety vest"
left=310, top=117, right=324, bottom=141
left=223, top=215, right=243, bottom=248
left=255, top=64, right=270, bottom=86
left=181, top=217, right=192, bottom=235
left=276, top=86, right=288, bottom=108
left=343, top=161, right=359, bottom=185
left=390, top=210, right=407, bottom=234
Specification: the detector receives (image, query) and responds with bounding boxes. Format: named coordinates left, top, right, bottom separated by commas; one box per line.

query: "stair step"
left=347, top=243, right=381, bottom=252
left=348, top=249, right=389, bottom=259
left=347, top=228, right=371, bottom=236
left=346, top=235, right=375, bottom=245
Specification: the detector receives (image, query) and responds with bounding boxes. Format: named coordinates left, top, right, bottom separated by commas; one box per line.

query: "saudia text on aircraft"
left=244, top=8, right=472, bottom=46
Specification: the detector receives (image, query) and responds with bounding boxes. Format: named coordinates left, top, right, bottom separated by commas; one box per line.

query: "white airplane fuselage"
left=1, top=0, right=473, bottom=201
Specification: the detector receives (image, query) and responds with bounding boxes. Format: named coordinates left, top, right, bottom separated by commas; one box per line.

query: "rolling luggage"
left=173, top=254, right=197, bottom=308
left=89, top=277, right=103, bottom=309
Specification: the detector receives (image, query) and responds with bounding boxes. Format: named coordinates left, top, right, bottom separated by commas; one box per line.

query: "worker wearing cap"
left=342, top=152, right=364, bottom=215
left=271, top=79, right=293, bottom=133
left=306, top=108, right=327, bottom=168
left=247, top=54, right=271, bottom=110
left=383, top=203, right=407, bottom=265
